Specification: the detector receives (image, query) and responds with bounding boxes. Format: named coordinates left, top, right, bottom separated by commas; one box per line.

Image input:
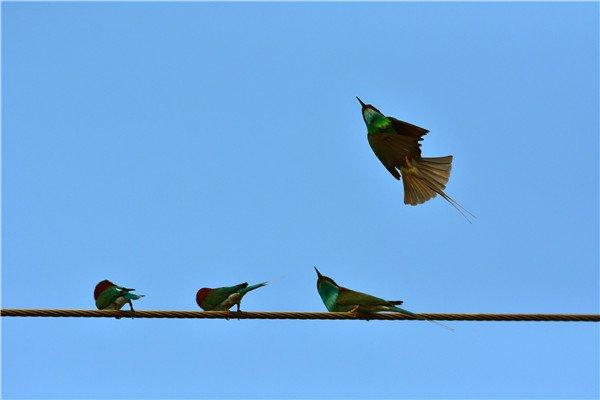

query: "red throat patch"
left=196, top=288, right=212, bottom=307
left=94, top=280, right=115, bottom=300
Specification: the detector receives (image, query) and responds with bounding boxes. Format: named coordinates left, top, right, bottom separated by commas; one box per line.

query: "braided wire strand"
left=1, top=309, right=598, bottom=322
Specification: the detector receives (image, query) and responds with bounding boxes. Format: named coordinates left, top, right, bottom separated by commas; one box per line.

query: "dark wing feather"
left=367, top=135, right=401, bottom=180
left=388, top=117, right=429, bottom=139
left=367, top=133, right=422, bottom=179
left=388, top=300, right=404, bottom=305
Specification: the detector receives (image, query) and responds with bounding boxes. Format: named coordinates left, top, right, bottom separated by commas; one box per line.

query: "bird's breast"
left=218, top=293, right=244, bottom=310
left=104, top=297, right=128, bottom=310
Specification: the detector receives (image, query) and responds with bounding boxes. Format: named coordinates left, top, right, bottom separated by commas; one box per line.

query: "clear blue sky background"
left=2, top=2, right=598, bottom=399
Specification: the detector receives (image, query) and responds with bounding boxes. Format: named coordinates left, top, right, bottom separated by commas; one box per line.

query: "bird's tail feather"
left=124, top=293, right=144, bottom=300
left=390, top=306, right=454, bottom=331
left=388, top=300, right=404, bottom=305
left=401, top=156, right=476, bottom=223
left=239, top=282, right=267, bottom=294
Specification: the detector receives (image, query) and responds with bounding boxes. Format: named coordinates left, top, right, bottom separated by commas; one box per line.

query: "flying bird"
left=196, top=282, right=267, bottom=312
left=314, top=267, right=452, bottom=330
left=94, top=279, right=144, bottom=312
left=357, top=97, right=474, bottom=222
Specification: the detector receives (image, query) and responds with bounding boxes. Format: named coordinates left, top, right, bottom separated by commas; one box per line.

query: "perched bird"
left=314, top=267, right=451, bottom=330
left=196, top=282, right=267, bottom=312
left=314, top=267, right=409, bottom=314
left=357, top=97, right=474, bottom=222
left=94, top=279, right=144, bottom=311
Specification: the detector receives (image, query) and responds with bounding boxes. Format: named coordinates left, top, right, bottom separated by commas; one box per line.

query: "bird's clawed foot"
left=348, top=305, right=360, bottom=318
left=128, top=301, right=136, bottom=319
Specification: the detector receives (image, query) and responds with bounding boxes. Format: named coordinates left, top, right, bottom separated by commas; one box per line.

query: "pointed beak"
left=356, top=97, right=366, bottom=108
left=314, top=266, right=323, bottom=279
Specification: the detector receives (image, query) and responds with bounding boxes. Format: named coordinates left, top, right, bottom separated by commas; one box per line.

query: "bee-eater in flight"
left=357, top=97, right=474, bottom=222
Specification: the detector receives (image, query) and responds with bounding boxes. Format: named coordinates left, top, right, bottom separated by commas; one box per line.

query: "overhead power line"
left=1, top=309, right=598, bottom=322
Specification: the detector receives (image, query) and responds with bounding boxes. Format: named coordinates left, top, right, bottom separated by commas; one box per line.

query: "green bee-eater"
left=314, top=267, right=410, bottom=314
left=196, top=282, right=267, bottom=311
left=94, top=279, right=144, bottom=311
left=314, top=267, right=452, bottom=329
left=357, top=97, right=474, bottom=222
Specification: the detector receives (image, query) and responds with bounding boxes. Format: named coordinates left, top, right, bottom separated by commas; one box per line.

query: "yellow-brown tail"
left=401, top=156, right=475, bottom=222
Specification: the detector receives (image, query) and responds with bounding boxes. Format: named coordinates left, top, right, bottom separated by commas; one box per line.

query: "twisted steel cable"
left=1, top=309, right=599, bottom=322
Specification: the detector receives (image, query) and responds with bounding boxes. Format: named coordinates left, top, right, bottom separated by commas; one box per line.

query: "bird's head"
left=196, top=288, right=213, bottom=308
left=94, top=279, right=116, bottom=300
left=357, top=97, right=384, bottom=126
left=314, top=267, right=338, bottom=288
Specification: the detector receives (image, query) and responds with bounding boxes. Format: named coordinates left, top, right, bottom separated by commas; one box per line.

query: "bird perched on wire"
left=196, top=282, right=267, bottom=312
left=94, top=279, right=144, bottom=312
left=357, top=97, right=474, bottom=222
left=314, top=267, right=452, bottom=330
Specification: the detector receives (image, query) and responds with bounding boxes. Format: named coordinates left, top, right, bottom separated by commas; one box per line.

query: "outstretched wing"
left=388, top=117, right=429, bottom=139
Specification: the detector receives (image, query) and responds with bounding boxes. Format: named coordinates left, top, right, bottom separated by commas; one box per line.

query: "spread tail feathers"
left=400, top=156, right=476, bottom=223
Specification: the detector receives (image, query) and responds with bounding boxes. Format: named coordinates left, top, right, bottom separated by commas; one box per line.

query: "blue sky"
left=2, top=2, right=598, bottom=399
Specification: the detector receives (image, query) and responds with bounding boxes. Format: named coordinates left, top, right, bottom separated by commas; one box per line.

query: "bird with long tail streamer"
left=314, top=267, right=452, bottom=330
left=357, top=97, right=475, bottom=222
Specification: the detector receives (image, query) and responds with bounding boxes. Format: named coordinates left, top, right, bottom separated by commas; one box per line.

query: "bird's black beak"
left=314, top=266, right=323, bottom=279
left=356, top=97, right=366, bottom=108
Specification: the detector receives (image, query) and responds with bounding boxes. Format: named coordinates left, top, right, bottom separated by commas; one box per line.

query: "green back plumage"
left=335, top=288, right=394, bottom=312
left=95, top=286, right=123, bottom=309
left=201, top=283, right=248, bottom=309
